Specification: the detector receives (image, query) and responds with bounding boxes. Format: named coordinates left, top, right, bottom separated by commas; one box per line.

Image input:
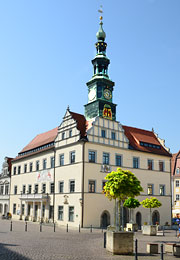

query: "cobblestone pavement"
left=0, top=220, right=180, bottom=259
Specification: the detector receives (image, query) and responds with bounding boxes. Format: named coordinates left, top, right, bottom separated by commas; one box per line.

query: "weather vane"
left=98, top=5, right=103, bottom=20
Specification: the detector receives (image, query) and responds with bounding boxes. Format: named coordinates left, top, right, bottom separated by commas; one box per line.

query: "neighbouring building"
left=171, top=151, right=180, bottom=217
left=9, top=17, right=172, bottom=228
left=0, top=157, right=13, bottom=216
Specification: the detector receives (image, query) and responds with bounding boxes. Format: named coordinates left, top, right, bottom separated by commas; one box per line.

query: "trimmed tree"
left=141, top=197, right=162, bottom=225
left=103, top=168, right=143, bottom=231
left=123, top=198, right=140, bottom=223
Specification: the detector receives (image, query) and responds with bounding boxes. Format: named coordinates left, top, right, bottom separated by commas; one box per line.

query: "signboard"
left=37, top=170, right=53, bottom=182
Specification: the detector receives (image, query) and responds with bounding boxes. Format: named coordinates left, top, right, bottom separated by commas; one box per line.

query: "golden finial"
left=98, top=5, right=103, bottom=21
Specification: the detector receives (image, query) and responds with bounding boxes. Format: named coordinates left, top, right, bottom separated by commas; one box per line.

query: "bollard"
left=66, top=224, right=68, bottom=233
left=134, top=239, right=138, bottom=260
left=102, top=227, right=103, bottom=233
left=54, top=223, right=55, bottom=232
left=162, top=225, right=164, bottom=236
left=40, top=222, right=42, bottom=232
left=104, top=232, right=106, bottom=248
left=10, top=221, right=12, bottom=232
left=90, top=225, right=92, bottom=233
left=79, top=224, right=80, bottom=233
left=25, top=221, right=27, bottom=232
left=160, top=244, right=164, bottom=260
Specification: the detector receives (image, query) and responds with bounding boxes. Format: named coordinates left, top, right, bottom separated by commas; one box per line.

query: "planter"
left=142, top=225, right=157, bottom=236
left=106, top=230, right=134, bottom=255
left=126, top=223, right=138, bottom=232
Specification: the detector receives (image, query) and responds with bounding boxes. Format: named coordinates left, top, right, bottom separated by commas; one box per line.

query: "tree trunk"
left=150, top=207, right=152, bottom=225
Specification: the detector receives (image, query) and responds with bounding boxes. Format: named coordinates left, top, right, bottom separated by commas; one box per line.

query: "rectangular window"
left=43, top=159, right=47, bottom=170
left=159, top=185, right=165, bottom=196
left=59, top=154, right=64, bottom=166
left=101, top=129, right=106, bottom=138
left=0, top=185, right=3, bottom=195
left=70, top=151, right=75, bottom=164
left=176, top=194, right=180, bottom=201
left=13, top=204, right=16, bottom=214
left=103, top=152, right=109, bottom=165
left=51, top=157, right=55, bottom=168
left=147, top=184, right=154, bottom=195
left=13, top=166, right=16, bottom=175
left=42, top=183, right=46, bottom=194
left=62, top=132, right=65, bottom=140
left=89, top=151, right=96, bottom=163
left=69, top=130, right=72, bottom=138
left=148, top=159, right=153, bottom=170
left=22, top=185, right=26, bottom=194
left=28, top=185, right=32, bottom=194
left=69, top=206, right=74, bottom=222
left=24, top=164, right=27, bottom=173
left=18, top=166, right=21, bottom=174
left=5, top=185, right=9, bottom=195
left=34, top=184, right=38, bottom=194
left=30, top=162, right=33, bottom=172
left=111, top=132, right=116, bottom=140
left=176, top=168, right=180, bottom=174
left=36, top=161, right=39, bottom=171
left=116, top=155, right=122, bottom=167
left=102, top=180, right=106, bottom=191
left=58, top=206, right=64, bottom=220
left=176, top=180, right=179, bottom=187
left=22, top=204, right=25, bottom=215
left=14, top=185, right=17, bottom=195
left=159, top=161, right=164, bottom=172
left=89, top=180, right=95, bottom=193
left=133, top=157, right=139, bottom=169
left=70, top=180, right=75, bottom=193
left=50, top=183, right=54, bottom=194
left=59, top=182, right=64, bottom=193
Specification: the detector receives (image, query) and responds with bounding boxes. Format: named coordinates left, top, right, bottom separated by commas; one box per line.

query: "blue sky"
left=0, top=0, right=180, bottom=167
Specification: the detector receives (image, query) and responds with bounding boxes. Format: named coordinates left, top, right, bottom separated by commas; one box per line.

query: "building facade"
left=9, top=18, right=172, bottom=228
left=0, top=157, right=12, bottom=216
left=171, top=151, right=180, bottom=217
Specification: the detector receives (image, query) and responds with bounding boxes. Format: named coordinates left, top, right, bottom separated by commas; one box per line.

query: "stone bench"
left=165, top=243, right=176, bottom=254
left=147, top=243, right=158, bottom=254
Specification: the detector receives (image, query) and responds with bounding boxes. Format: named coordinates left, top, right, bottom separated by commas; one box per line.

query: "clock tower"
left=84, top=16, right=116, bottom=121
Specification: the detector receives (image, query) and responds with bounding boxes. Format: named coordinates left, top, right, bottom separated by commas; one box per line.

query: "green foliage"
left=141, top=197, right=162, bottom=209
left=103, top=168, right=143, bottom=201
left=123, top=197, right=140, bottom=209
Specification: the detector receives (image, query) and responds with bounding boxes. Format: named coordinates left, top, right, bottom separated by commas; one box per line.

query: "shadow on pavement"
left=0, top=242, right=31, bottom=260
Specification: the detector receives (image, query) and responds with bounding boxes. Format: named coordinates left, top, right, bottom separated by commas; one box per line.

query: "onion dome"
left=96, top=21, right=106, bottom=42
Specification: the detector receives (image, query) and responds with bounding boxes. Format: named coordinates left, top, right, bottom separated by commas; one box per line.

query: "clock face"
left=103, top=89, right=112, bottom=100
left=89, top=89, right=96, bottom=101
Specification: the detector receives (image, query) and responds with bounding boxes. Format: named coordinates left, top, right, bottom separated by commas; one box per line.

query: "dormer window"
left=140, top=141, right=160, bottom=149
left=101, top=130, right=106, bottom=138
left=62, top=132, right=65, bottom=140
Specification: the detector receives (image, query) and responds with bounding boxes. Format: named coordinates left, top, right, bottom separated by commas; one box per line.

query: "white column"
left=40, top=202, right=43, bottom=221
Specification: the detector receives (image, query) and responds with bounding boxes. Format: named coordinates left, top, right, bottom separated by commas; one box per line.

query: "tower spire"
left=84, top=9, right=117, bottom=121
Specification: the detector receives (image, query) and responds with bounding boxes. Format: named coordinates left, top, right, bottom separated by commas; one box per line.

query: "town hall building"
left=9, top=17, right=172, bottom=228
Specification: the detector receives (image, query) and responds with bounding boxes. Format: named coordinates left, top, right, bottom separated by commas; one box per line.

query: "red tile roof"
left=70, top=111, right=87, bottom=138
left=20, top=127, right=58, bottom=153
left=122, top=125, right=171, bottom=157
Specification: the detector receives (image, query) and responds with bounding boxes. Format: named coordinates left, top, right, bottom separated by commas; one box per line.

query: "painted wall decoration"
left=37, top=170, right=53, bottom=182
left=103, top=104, right=112, bottom=120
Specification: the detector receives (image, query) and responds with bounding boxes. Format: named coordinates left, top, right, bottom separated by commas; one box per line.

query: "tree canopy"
left=103, top=168, right=143, bottom=202
left=123, top=197, right=140, bottom=209
left=141, top=197, right=162, bottom=209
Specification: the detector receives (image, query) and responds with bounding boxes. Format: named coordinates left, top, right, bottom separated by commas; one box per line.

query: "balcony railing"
left=20, top=193, right=49, bottom=201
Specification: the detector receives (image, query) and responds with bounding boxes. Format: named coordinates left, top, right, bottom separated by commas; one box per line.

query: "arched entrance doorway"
left=136, top=212, right=142, bottom=230
left=100, top=211, right=110, bottom=228
left=152, top=210, right=160, bottom=225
